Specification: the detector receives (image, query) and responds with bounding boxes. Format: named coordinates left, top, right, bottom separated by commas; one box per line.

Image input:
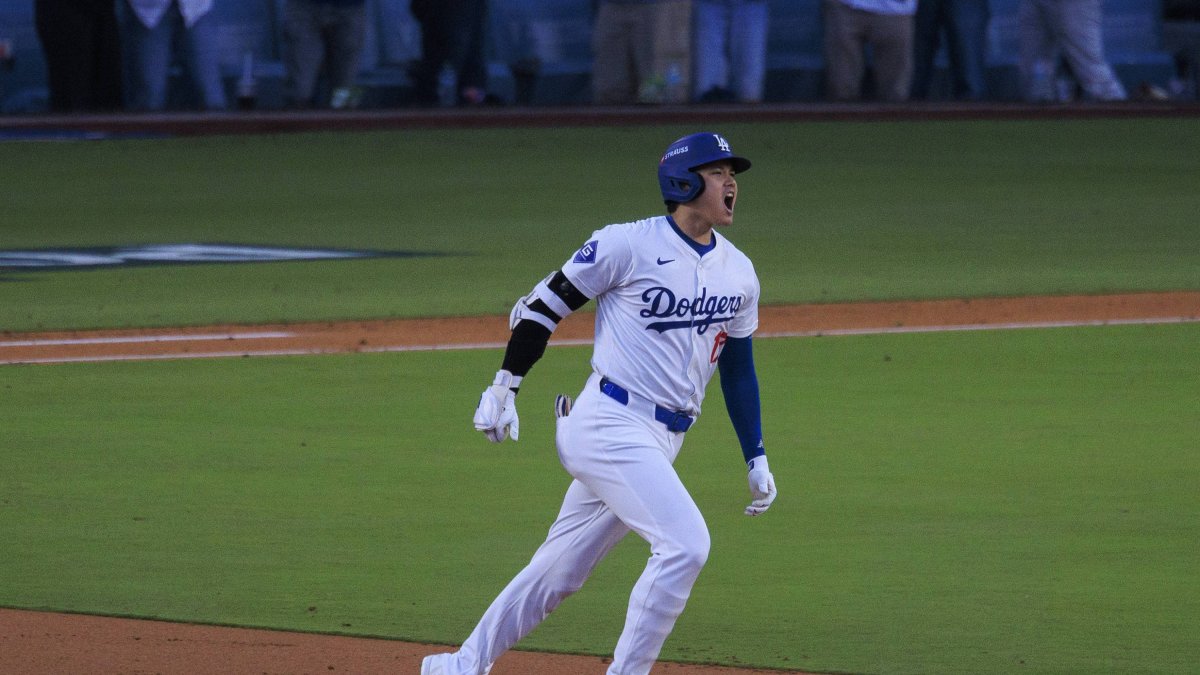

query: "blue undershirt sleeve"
left=717, top=335, right=765, bottom=464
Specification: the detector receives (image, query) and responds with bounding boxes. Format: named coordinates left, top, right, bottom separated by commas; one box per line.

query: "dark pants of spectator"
left=911, top=0, right=990, bottom=100
left=409, top=0, right=488, bottom=105
left=119, top=0, right=228, bottom=111
left=591, top=0, right=692, bottom=105
left=822, top=0, right=914, bottom=102
left=283, top=0, right=367, bottom=108
left=34, top=0, right=123, bottom=112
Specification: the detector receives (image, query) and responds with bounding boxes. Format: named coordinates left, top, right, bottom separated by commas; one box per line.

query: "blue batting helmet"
left=658, top=132, right=752, bottom=204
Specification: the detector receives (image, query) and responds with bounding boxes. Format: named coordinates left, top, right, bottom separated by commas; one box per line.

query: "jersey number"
left=709, top=330, right=728, bottom=364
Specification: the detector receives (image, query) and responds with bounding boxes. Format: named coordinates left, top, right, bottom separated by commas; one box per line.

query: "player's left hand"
left=745, top=455, right=776, bottom=516
left=474, top=370, right=520, bottom=442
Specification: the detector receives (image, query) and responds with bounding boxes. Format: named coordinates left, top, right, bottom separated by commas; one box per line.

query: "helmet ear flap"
left=687, top=171, right=704, bottom=200
left=660, top=172, right=702, bottom=205
left=681, top=171, right=705, bottom=202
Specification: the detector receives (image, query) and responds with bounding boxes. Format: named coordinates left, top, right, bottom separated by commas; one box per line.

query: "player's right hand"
left=745, top=455, right=777, bottom=516
left=474, top=369, right=520, bottom=442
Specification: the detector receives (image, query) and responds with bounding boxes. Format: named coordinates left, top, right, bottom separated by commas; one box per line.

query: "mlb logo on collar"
left=573, top=240, right=598, bottom=264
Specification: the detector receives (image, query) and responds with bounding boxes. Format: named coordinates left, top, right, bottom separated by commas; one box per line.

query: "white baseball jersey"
left=428, top=214, right=762, bottom=675
left=549, top=215, right=760, bottom=415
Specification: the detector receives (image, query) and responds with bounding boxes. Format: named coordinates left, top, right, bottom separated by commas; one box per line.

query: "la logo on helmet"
left=714, top=134, right=730, bottom=153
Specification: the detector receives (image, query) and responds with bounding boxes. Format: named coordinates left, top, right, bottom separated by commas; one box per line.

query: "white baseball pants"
left=443, top=372, right=710, bottom=675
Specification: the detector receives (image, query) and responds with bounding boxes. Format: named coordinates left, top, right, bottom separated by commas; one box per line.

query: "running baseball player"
left=422, top=132, right=777, bottom=675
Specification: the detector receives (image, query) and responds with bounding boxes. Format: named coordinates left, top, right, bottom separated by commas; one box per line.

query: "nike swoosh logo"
left=656, top=257, right=675, bottom=265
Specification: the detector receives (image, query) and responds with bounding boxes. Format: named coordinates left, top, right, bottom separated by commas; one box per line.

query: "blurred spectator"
left=34, top=0, right=124, bottom=112
left=283, top=0, right=368, bottom=109
left=409, top=0, right=492, bottom=106
left=119, top=0, right=226, bottom=112
left=1162, top=0, right=1200, bottom=100
left=1017, top=0, right=1127, bottom=102
left=1164, top=0, right=1200, bottom=21
left=648, top=0, right=694, bottom=103
left=592, top=0, right=693, bottom=105
left=592, top=0, right=656, bottom=104
left=910, top=0, right=990, bottom=100
left=692, top=0, right=769, bottom=103
left=823, top=0, right=918, bottom=101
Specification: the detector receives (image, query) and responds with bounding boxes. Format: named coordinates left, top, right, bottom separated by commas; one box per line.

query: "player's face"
left=689, top=161, right=739, bottom=228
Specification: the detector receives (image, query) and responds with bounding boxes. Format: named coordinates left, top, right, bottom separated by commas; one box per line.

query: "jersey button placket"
left=684, top=259, right=705, bottom=406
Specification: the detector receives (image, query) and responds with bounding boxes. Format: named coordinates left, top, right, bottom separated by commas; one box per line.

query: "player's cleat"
left=555, top=394, right=572, bottom=418
left=422, top=652, right=493, bottom=674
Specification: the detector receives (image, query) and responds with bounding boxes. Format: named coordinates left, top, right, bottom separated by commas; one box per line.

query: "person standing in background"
left=408, top=0, right=491, bottom=106
left=118, top=0, right=227, bottom=111
left=282, top=0, right=368, bottom=108
left=692, top=0, right=769, bottom=103
left=1017, top=0, right=1126, bottom=102
left=910, top=0, right=991, bottom=100
left=34, top=0, right=123, bottom=112
left=591, top=0, right=657, bottom=104
left=646, top=0, right=693, bottom=103
left=592, top=0, right=693, bottom=104
left=822, top=0, right=917, bottom=101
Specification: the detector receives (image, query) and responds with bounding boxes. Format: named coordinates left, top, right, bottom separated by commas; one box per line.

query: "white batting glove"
left=473, top=370, right=520, bottom=443
left=554, top=394, right=572, bottom=419
left=745, top=455, right=777, bottom=516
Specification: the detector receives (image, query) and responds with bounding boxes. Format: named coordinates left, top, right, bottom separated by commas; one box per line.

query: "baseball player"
left=422, top=132, right=777, bottom=675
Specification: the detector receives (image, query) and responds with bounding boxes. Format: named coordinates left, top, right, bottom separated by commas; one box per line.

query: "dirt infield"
left=2, top=291, right=1198, bottom=674
left=0, top=608, right=798, bottom=675
left=4, top=292, right=1199, bottom=365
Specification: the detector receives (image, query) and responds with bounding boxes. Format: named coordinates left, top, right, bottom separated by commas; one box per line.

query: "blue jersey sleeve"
left=717, top=335, right=765, bottom=463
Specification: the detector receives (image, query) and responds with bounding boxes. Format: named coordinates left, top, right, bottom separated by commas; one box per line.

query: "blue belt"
left=599, top=377, right=695, bottom=433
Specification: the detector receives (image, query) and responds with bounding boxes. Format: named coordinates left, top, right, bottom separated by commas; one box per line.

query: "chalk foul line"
left=0, top=331, right=294, bottom=348
left=2, top=317, right=1196, bottom=365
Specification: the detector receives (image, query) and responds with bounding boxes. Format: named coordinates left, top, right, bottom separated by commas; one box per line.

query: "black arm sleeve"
left=501, top=320, right=552, bottom=377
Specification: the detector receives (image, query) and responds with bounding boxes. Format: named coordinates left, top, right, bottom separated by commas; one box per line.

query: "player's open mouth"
left=723, top=191, right=735, bottom=212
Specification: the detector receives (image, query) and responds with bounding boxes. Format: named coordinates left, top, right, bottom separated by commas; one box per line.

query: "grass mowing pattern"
left=3, top=323, right=1197, bottom=674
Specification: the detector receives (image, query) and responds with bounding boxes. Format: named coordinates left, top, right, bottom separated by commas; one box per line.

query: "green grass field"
left=3, top=325, right=1197, bottom=673
left=2, top=118, right=1198, bottom=330
left=2, top=118, right=1199, bottom=673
